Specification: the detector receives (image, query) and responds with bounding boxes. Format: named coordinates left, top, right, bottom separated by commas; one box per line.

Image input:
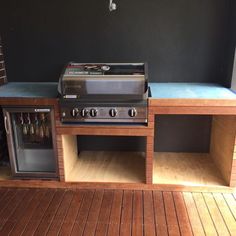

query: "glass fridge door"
left=4, top=108, right=57, bottom=177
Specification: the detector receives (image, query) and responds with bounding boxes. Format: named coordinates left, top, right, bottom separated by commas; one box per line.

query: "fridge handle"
left=4, top=115, right=10, bottom=135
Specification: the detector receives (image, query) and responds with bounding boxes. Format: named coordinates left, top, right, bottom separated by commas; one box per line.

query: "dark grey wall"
left=78, top=116, right=212, bottom=152
left=228, top=0, right=236, bottom=90
left=0, top=0, right=234, bottom=152
left=0, top=0, right=233, bottom=84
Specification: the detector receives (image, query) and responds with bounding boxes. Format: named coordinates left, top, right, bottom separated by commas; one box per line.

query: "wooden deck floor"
left=0, top=188, right=235, bottom=235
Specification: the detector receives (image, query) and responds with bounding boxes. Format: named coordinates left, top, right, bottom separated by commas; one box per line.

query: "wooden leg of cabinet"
left=146, top=135, right=154, bottom=184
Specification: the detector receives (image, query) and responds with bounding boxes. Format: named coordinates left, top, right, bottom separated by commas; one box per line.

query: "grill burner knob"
left=128, top=108, right=137, bottom=117
left=81, top=109, right=88, bottom=117
left=109, top=108, right=117, bottom=117
left=71, top=108, right=79, bottom=117
left=90, top=109, right=98, bottom=117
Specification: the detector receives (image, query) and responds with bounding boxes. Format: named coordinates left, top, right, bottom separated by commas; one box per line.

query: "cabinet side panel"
left=210, top=116, right=236, bottom=185
left=62, top=135, right=78, bottom=181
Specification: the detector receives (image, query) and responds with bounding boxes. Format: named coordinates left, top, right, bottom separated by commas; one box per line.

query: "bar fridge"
left=3, top=107, right=58, bottom=179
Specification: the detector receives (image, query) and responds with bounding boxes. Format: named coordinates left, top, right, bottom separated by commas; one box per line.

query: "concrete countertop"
left=1, top=82, right=236, bottom=101
left=149, top=83, right=236, bottom=99
left=0, top=82, right=58, bottom=99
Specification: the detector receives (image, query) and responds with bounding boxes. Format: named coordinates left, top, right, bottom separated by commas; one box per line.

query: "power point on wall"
left=109, top=0, right=117, bottom=12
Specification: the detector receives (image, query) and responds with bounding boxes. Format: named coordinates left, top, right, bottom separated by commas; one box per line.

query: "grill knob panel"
left=90, top=109, right=98, bottom=117
left=128, top=108, right=137, bottom=117
left=71, top=108, right=79, bottom=117
left=109, top=108, right=118, bottom=117
left=81, top=109, right=88, bottom=117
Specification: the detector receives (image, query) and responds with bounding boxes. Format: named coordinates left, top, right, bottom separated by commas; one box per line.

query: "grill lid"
left=58, top=63, right=148, bottom=100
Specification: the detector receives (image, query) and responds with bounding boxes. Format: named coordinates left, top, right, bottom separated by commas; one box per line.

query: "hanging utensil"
left=28, top=113, right=35, bottom=135
left=22, top=113, right=28, bottom=135
left=39, top=113, right=45, bottom=139
left=35, top=113, right=40, bottom=137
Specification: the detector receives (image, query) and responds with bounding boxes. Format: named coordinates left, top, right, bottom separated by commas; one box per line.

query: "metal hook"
left=109, top=0, right=117, bottom=12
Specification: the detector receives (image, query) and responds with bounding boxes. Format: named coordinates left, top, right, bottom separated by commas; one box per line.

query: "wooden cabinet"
left=0, top=82, right=236, bottom=191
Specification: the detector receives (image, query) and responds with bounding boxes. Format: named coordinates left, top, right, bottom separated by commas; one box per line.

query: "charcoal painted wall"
left=228, top=0, right=236, bottom=90
left=0, top=0, right=235, bottom=152
left=0, top=0, right=233, bottom=84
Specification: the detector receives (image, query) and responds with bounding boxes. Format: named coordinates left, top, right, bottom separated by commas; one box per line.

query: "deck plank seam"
left=48, top=190, right=75, bottom=235
left=33, top=189, right=60, bottom=235
left=170, top=191, right=181, bottom=236
left=118, top=190, right=124, bottom=236
left=0, top=189, right=28, bottom=231
left=151, top=191, right=158, bottom=236
left=222, top=193, right=236, bottom=221
left=79, top=190, right=95, bottom=236
left=59, top=189, right=85, bottom=236
left=191, top=192, right=207, bottom=236
left=213, top=193, right=235, bottom=236
left=0, top=189, right=36, bottom=234
left=22, top=189, right=57, bottom=235
left=180, top=192, right=194, bottom=236
left=103, top=190, right=114, bottom=236
left=202, top=192, right=223, bottom=236
left=44, top=190, right=66, bottom=235
left=12, top=189, right=48, bottom=236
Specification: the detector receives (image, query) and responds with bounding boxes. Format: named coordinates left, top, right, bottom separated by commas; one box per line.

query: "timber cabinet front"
left=1, top=101, right=236, bottom=191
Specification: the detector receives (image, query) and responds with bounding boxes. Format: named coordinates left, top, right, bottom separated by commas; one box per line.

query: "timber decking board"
left=153, top=191, right=168, bottom=235
left=70, top=190, right=94, bottom=236
left=59, top=190, right=84, bottom=236
left=8, top=189, right=47, bottom=236
left=172, top=192, right=193, bottom=236
left=223, top=193, right=236, bottom=221
left=192, top=192, right=218, bottom=235
left=0, top=189, right=36, bottom=235
left=22, top=189, right=56, bottom=236
left=183, top=192, right=205, bottom=236
left=213, top=193, right=236, bottom=235
left=95, top=190, right=114, bottom=236
left=143, top=191, right=156, bottom=236
left=34, top=190, right=65, bottom=235
left=47, top=190, right=74, bottom=236
left=0, top=188, right=235, bottom=236
left=203, top=193, right=230, bottom=236
left=132, top=190, right=143, bottom=236
left=163, top=191, right=181, bottom=236
left=107, top=190, right=123, bottom=236
left=83, top=190, right=104, bottom=236
left=120, top=190, right=133, bottom=236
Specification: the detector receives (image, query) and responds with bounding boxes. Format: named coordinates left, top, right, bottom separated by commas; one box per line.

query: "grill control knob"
left=109, top=108, right=117, bottom=117
left=81, top=109, right=88, bottom=117
left=71, top=108, right=79, bottom=117
left=90, top=108, right=98, bottom=117
left=128, top=108, right=137, bottom=117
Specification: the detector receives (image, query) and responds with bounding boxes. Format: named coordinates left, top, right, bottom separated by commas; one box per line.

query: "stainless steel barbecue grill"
left=58, top=63, right=148, bottom=124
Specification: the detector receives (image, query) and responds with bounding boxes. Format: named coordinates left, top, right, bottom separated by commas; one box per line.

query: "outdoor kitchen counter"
left=0, top=82, right=58, bottom=98
left=0, top=82, right=58, bottom=106
left=1, top=82, right=236, bottom=112
left=149, top=83, right=236, bottom=114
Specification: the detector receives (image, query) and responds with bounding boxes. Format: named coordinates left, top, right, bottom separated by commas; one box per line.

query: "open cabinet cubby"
left=62, top=135, right=146, bottom=183
left=153, top=115, right=236, bottom=187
